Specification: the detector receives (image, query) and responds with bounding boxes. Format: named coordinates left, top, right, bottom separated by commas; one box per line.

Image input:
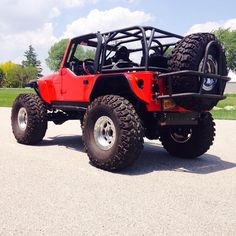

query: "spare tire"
left=168, top=33, right=227, bottom=111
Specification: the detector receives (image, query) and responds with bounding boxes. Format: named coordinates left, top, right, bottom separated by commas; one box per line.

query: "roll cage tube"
left=61, top=33, right=103, bottom=73
left=99, top=26, right=183, bottom=72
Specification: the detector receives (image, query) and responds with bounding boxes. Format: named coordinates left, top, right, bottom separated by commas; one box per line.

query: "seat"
left=140, top=53, right=168, bottom=72
left=104, top=46, right=138, bottom=69
left=113, top=46, right=131, bottom=63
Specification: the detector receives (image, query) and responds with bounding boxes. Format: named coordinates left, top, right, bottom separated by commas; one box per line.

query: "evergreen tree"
left=22, top=45, right=42, bottom=77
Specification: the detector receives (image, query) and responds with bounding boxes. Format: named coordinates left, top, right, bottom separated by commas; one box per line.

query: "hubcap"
left=18, top=107, right=28, bottom=131
left=199, top=55, right=218, bottom=92
left=94, top=116, right=116, bottom=150
left=170, top=128, right=192, bottom=143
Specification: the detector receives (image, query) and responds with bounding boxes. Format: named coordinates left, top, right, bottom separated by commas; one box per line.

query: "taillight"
left=162, top=98, right=176, bottom=110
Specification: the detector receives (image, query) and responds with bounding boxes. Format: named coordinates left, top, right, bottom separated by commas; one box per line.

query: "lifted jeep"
left=11, top=26, right=230, bottom=171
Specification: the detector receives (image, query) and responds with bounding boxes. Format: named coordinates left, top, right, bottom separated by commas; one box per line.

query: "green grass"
left=1, top=88, right=236, bottom=120
left=0, top=88, right=34, bottom=107
left=211, top=94, right=236, bottom=120
left=214, top=93, right=236, bottom=108
left=211, top=110, right=236, bottom=120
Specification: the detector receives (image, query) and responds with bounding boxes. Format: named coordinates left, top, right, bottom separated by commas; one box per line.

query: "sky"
left=0, top=0, right=236, bottom=75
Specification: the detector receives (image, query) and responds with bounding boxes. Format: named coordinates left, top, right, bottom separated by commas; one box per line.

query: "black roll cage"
left=64, top=33, right=102, bottom=73
left=68, top=26, right=183, bottom=73
left=100, top=25, right=183, bottom=72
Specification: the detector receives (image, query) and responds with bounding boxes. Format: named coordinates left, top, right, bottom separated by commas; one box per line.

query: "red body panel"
left=37, top=72, right=61, bottom=102
left=38, top=68, right=187, bottom=112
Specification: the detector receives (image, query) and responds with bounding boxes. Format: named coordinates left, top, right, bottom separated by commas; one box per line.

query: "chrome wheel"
left=170, top=128, right=192, bottom=143
left=94, top=116, right=116, bottom=150
left=199, top=55, right=218, bottom=91
left=18, top=107, right=28, bottom=131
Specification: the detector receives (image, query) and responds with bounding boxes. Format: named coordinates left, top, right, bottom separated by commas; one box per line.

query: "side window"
left=66, top=43, right=96, bottom=75
left=74, top=44, right=96, bottom=61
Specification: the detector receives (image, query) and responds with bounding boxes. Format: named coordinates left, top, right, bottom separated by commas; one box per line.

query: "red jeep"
left=11, top=26, right=230, bottom=171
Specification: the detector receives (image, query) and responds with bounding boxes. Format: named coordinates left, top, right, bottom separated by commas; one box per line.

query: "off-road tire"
left=82, top=95, right=144, bottom=171
left=11, top=94, right=47, bottom=145
left=160, top=112, right=215, bottom=158
left=168, top=33, right=227, bottom=111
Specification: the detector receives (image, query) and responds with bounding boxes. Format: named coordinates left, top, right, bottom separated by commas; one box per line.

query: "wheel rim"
left=93, top=116, right=116, bottom=150
left=199, top=55, right=218, bottom=91
left=18, top=107, right=28, bottom=131
left=170, top=128, right=192, bottom=143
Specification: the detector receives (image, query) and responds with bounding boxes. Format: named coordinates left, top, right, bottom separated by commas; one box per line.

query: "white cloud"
left=0, top=0, right=99, bottom=34
left=62, top=7, right=153, bottom=38
left=0, top=3, right=152, bottom=74
left=0, top=23, right=57, bottom=74
left=223, top=18, right=236, bottom=30
left=63, top=0, right=85, bottom=7
left=0, top=0, right=55, bottom=33
left=62, top=0, right=99, bottom=8
left=126, top=0, right=139, bottom=3
left=186, top=18, right=236, bottom=35
left=0, top=23, right=56, bottom=51
left=49, top=7, right=61, bottom=18
left=0, top=0, right=100, bottom=73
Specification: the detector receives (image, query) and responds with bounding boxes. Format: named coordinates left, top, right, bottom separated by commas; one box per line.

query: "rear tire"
left=168, top=33, right=227, bottom=111
left=11, top=94, right=47, bottom=145
left=160, top=112, right=215, bottom=158
left=82, top=95, right=144, bottom=171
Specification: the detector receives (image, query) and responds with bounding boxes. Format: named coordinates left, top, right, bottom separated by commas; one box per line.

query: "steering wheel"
left=82, top=59, right=95, bottom=75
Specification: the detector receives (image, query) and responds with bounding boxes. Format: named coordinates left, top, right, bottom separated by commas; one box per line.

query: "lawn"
left=0, top=88, right=34, bottom=107
left=211, top=93, right=236, bottom=120
left=0, top=88, right=236, bottom=120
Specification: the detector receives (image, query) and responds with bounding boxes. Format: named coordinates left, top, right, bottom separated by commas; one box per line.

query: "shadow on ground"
left=120, top=142, right=236, bottom=176
left=39, top=135, right=236, bottom=175
left=40, top=135, right=85, bottom=153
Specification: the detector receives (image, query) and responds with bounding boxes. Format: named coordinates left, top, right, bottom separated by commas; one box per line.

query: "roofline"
left=70, top=25, right=183, bottom=40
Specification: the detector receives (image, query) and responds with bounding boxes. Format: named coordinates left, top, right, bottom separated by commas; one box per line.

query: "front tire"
left=160, top=113, right=215, bottom=158
left=82, top=95, right=144, bottom=171
left=11, top=94, right=47, bottom=145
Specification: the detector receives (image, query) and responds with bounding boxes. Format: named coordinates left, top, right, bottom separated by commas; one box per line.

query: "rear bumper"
left=158, top=93, right=226, bottom=102
left=154, top=70, right=230, bottom=111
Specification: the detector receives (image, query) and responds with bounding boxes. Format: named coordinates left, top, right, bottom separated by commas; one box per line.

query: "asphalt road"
left=0, top=107, right=235, bottom=236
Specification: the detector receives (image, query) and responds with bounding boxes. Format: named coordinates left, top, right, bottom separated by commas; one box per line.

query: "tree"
left=214, top=28, right=236, bottom=72
left=46, top=39, right=69, bottom=71
left=22, top=45, right=42, bottom=77
left=0, top=68, right=5, bottom=87
left=0, top=61, right=37, bottom=88
left=0, top=61, right=17, bottom=87
left=46, top=39, right=96, bottom=71
left=74, top=45, right=95, bottom=61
